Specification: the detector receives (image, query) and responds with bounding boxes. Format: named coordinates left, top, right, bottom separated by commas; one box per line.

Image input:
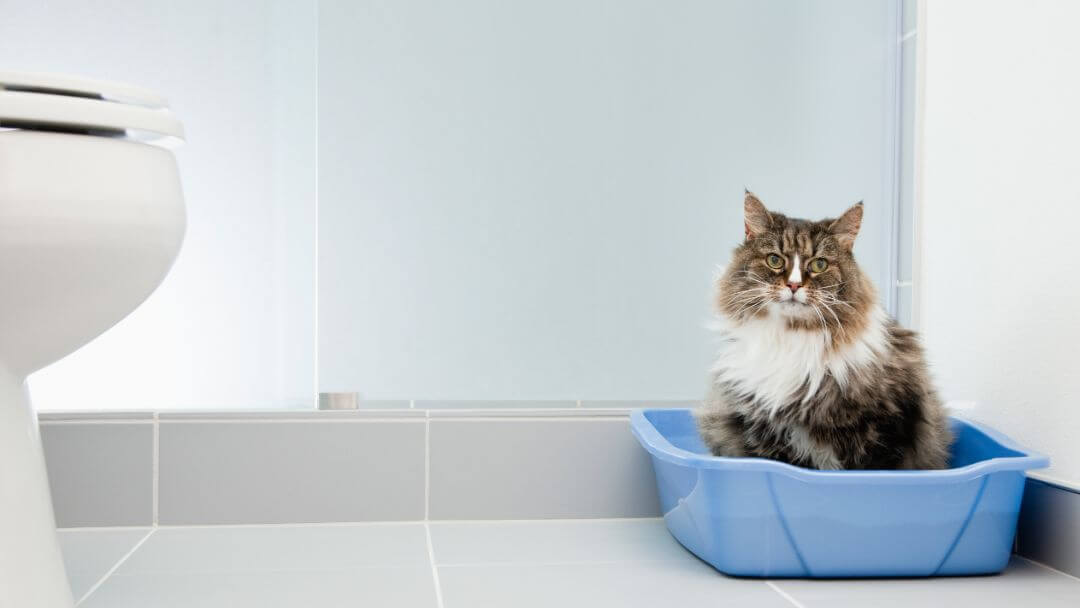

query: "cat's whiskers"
left=816, top=291, right=854, bottom=310
left=807, top=300, right=830, bottom=333
left=814, top=297, right=846, bottom=333
left=730, top=293, right=771, bottom=319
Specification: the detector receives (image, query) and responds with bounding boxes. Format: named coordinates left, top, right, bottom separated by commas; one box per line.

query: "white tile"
left=580, top=400, right=701, bottom=410
left=417, top=400, right=576, bottom=409
left=428, top=408, right=627, bottom=419
left=82, top=567, right=437, bottom=608
left=58, top=528, right=150, bottom=600
left=774, top=557, right=1080, bottom=608
left=158, top=420, right=425, bottom=524
left=355, top=400, right=413, bottom=409
left=429, top=418, right=660, bottom=519
left=433, top=519, right=789, bottom=608
left=117, top=524, right=430, bottom=573
left=41, top=423, right=154, bottom=526
left=430, top=519, right=689, bottom=565
left=438, top=561, right=791, bottom=608
left=80, top=524, right=437, bottom=608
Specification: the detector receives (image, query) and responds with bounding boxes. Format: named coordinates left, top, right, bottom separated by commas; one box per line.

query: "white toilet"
left=0, top=72, right=186, bottom=607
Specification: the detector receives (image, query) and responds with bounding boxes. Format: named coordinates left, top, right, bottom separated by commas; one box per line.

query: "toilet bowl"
left=0, top=72, right=186, bottom=607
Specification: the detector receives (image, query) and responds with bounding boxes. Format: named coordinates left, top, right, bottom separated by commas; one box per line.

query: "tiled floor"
left=59, top=519, right=1080, bottom=607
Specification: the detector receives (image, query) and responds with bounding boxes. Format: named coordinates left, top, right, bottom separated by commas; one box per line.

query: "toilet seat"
left=0, top=71, right=184, bottom=141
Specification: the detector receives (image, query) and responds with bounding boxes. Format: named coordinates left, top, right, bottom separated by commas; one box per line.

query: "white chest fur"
left=709, top=306, right=890, bottom=417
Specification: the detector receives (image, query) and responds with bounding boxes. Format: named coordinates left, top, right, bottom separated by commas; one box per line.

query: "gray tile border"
left=1017, top=477, right=1080, bottom=579
left=45, top=409, right=1079, bottom=577
left=429, top=417, right=660, bottom=520
left=157, top=420, right=426, bottom=524
left=41, top=423, right=154, bottom=527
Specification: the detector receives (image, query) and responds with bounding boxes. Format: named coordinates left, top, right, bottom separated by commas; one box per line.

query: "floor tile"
left=438, top=561, right=791, bottom=608
left=774, top=557, right=1080, bottom=608
left=116, top=523, right=430, bottom=573
left=430, top=518, right=689, bottom=565
left=78, top=524, right=437, bottom=607
left=433, top=519, right=787, bottom=608
left=81, top=567, right=437, bottom=608
left=58, top=528, right=150, bottom=600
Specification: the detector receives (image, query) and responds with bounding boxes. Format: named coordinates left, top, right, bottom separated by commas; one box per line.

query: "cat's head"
left=715, top=191, right=875, bottom=332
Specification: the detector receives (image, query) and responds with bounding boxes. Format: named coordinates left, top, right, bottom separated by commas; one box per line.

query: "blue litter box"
left=630, top=409, right=1048, bottom=578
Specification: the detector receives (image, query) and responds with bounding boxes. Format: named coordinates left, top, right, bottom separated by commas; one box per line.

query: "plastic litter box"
left=630, top=408, right=1048, bottom=578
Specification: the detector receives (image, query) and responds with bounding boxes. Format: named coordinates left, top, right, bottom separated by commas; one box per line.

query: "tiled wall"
left=39, top=407, right=1080, bottom=579
left=39, top=407, right=661, bottom=528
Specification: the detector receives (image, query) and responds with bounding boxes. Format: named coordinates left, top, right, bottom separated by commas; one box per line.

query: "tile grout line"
left=424, top=522, right=446, bottom=608
left=765, top=581, right=808, bottom=608
left=152, top=412, right=159, bottom=526
left=75, top=528, right=156, bottom=606
left=65, top=516, right=664, bottom=532
left=1015, top=556, right=1080, bottom=583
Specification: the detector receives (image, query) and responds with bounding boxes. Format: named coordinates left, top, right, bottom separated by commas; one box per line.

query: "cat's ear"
left=743, top=190, right=772, bottom=240
left=829, top=202, right=864, bottom=250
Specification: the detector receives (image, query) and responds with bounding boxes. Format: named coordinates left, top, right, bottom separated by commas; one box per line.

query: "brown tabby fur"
left=695, top=192, right=952, bottom=470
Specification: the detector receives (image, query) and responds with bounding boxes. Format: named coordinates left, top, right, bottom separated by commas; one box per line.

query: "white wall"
left=920, top=0, right=1080, bottom=485
left=318, top=0, right=902, bottom=400
left=2, top=0, right=317, bottom=409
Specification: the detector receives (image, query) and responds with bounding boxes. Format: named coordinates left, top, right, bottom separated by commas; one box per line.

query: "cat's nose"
left=787, top=282, right=801, bottom=292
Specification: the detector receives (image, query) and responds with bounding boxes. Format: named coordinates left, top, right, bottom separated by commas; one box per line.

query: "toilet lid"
left=0, top=71, right=184, bottom=141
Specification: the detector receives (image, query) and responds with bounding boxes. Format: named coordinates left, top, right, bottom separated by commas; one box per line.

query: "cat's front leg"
left=694, top=398, right=747, bottom=458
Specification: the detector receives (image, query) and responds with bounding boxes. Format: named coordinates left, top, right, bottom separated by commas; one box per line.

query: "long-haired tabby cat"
left=695, top=191, right=951, bottom=470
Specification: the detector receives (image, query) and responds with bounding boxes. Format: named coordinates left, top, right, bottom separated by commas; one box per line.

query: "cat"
left=695, top=191, right=952, bottom=470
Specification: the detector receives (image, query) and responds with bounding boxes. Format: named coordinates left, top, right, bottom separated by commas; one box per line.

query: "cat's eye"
left=765, top=254, right=784, bottom=269
left=810, top=258, right=828, bottom=273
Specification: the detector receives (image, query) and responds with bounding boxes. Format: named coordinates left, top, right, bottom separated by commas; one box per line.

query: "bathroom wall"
left=2, top=0, right=318, bottom=409
left=318, top=0, right=904, bottom=401
left=918, top=0, right=1080, bottom=486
